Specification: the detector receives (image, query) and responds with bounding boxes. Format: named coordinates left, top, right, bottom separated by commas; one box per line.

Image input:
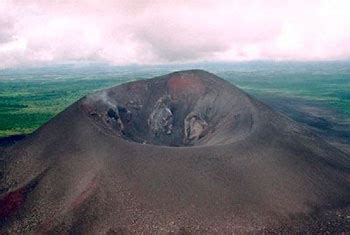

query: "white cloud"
left=0, top=0, right=349, bottom=68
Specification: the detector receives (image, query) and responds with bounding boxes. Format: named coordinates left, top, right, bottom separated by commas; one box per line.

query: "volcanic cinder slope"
left=0, top=70, right=349, bottom=234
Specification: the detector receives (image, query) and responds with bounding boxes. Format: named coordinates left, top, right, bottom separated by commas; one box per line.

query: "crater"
left=82, top=70, right=255, bottom=147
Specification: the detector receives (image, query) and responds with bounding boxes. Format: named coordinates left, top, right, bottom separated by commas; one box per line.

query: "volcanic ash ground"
left=1, top=70, right=350, bottom=234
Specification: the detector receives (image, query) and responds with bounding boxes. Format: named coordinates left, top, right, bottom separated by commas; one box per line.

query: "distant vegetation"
left=0, top=65, right=135, bottom=136
left=0, top=62, right=349, bottom=138
left=0, top=79, right=113, bottom=136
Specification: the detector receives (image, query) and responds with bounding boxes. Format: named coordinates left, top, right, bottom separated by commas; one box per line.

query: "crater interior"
left=83, top=70, right=255, bottom=147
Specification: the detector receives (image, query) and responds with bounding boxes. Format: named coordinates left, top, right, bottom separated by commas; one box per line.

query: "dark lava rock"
left=0, top=70, right=349, bottom=234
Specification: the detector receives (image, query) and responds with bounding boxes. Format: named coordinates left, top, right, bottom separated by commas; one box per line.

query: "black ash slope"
left=0, top=70, right=349, bottom=234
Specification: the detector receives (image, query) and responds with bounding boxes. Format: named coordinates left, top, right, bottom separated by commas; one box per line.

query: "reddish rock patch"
left=0, top=170, right=45, bottom=220
left=0, top=187, right=27, bottom=219
left=167, top=74, right=206, bottom=98
left=71, top=177, right=97, bottom=209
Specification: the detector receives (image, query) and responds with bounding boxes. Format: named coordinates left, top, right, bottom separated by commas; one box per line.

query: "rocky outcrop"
left=184, top=112, right=208, bottom=144
left=148, top=96, right=173, bottom=136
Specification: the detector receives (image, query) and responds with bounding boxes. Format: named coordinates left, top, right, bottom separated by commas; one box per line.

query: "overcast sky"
left=0, top=0, right=349, bottom=68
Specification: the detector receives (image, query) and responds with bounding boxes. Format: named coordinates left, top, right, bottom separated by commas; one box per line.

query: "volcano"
left=1, top=70, right=349, bottom=233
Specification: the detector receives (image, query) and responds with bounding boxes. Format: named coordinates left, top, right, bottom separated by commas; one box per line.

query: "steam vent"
left=1, top=70, right=350, bottom=233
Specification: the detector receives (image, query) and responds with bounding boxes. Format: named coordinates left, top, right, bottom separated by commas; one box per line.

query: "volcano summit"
left=1, top=70, right=349, bottom=233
